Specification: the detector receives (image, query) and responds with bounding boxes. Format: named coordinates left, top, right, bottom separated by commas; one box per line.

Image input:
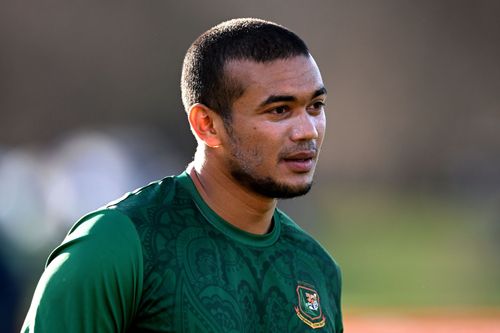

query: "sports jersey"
left=22, top=172, right=343, bottom=332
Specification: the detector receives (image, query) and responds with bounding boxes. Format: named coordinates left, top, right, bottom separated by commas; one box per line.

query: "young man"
left=22, top=18, right=343, bottom=332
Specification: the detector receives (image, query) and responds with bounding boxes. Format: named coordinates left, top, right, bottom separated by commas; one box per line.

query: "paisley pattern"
left=111, top=173, right=342, bottom=332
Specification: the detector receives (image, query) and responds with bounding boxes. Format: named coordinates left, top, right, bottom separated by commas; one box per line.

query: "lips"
left=281, top=150, right=317, bottom=172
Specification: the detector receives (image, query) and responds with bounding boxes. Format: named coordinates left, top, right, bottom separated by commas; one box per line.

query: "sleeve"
left=334, top=262, right=343, bottom=333
left=21, top=209, right=144, bottom=333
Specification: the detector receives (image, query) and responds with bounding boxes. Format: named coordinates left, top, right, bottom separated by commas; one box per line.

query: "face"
left=219, top=55, right=327, bottom=199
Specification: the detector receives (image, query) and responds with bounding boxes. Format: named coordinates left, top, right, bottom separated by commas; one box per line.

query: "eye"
left=269, top=105, right=290, bottom=115
left=312, top=101, right=326, bottom=109
left=308, top=100, right=326, bottom=114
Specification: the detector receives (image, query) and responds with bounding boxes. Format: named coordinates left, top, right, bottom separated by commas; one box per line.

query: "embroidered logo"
left=294, top=284, right=326, bottom=329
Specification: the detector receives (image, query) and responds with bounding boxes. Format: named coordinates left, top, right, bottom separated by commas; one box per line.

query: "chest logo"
left=294, top=284, right=326, bottom=329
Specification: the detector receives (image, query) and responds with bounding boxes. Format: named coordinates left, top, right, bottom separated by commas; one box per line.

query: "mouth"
left=281, top=151, right=317, bottom=173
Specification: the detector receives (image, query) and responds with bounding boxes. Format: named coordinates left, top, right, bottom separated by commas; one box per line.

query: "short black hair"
left=181, top=18, right=310, bottom=123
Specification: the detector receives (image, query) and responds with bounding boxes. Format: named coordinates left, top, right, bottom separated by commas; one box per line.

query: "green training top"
left=22, top=172, right=343, bottom=332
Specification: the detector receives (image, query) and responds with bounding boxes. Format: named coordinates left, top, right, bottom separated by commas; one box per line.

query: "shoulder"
left=98, top=173, right=200, bottom=277
left=276, top=208, right=320, bottom=247
left=49, top=174, right=184, bottom=266
left=23, top=209, right=144, bottom=332
left=276, top=209, right=341, bottom=273
left=106, top=175, right=178, bottom=211
left=48, top=208, right=143, bottom=268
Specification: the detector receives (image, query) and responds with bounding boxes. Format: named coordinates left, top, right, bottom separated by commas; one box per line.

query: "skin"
left=187, top=55, right=327, bottom=235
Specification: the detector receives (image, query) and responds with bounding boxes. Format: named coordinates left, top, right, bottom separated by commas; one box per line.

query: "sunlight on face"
left=222, top=55, right=327, bottom=199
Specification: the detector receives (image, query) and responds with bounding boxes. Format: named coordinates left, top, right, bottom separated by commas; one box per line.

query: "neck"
left=187, top=160, right=277, bottom=235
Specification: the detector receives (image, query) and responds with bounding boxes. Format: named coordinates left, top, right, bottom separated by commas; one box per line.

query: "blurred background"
left=1, top=0, right=499, bottom=331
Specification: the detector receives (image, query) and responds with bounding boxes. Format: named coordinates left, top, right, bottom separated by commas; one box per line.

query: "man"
left=22, top=18, right=343, bottom=332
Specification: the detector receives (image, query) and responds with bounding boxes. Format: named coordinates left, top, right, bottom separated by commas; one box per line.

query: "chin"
left=246, top=176, right=313, bottom=199
left=274, top=183, right=312, bottom=199
left=230, top=164, right=316, bottom=199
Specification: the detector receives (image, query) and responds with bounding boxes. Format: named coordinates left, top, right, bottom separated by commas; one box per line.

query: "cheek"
left=230, top=122, right=284, bottom=160
left=244, top=133, right=281, bottom=165
left=230, top=130, right=265, bottom=159
left=320, top=121, right=326, bottom=138
left=315, top=116, right=327, bottom=141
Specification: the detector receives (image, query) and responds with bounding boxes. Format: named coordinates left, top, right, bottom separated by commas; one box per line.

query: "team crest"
left=294, top=284, right=326, bottom=329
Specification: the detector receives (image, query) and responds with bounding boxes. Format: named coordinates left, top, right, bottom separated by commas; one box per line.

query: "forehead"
left=224, top=55, right=324, bottom=101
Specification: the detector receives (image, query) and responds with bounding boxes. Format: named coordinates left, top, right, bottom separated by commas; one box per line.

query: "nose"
left=290, top=112, right=320, bottom=142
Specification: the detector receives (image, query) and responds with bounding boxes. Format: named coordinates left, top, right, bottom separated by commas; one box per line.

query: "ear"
left=188, top=103, right=223, bottom=148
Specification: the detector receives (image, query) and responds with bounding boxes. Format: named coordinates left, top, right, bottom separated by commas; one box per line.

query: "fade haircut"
left=181, top=18, right=310, bottom=123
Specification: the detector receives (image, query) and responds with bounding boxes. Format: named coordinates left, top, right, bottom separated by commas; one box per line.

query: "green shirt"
left=22, top=172, right=343, bottom=332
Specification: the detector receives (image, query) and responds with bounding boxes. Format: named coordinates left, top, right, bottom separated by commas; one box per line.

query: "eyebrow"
left=312, top=87, right=328, bottom=98
left=259, top=86, right=328, bottom=107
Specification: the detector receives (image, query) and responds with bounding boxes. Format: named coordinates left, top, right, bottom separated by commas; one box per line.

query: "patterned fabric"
left=22, top=172, right=342, bottom=332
